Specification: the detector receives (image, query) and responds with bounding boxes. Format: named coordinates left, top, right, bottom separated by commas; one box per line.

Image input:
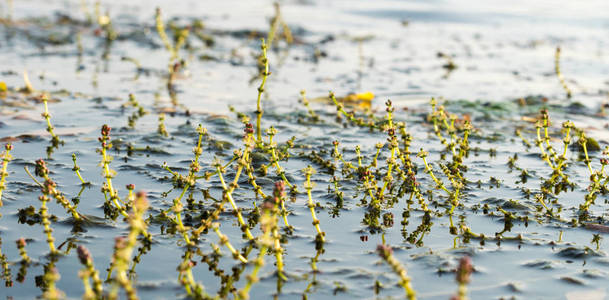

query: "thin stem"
left=256, top=39, right=269, bottom=146
left=216, top=164, right=255, bottom=240
left=212, top=223, right=248, bottom=263
left=0, top=144, right=13, bottom=209
left=303, top=166, right=325, bottom=242
left=555, top=46, right=572, bottom=98
left=71, top=153, right=88, bottom=185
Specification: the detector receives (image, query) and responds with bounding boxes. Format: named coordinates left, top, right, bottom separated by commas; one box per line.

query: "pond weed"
left=1, top=2, right=609, bottom=299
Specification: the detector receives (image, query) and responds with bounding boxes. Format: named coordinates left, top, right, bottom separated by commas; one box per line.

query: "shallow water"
left=1, top=0, right=609, bottom=299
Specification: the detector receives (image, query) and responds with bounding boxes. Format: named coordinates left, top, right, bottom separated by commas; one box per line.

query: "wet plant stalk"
left=0, top=237, right=12, bottom=287
left=357, top=146, right=378, bottom=206
left=164, top=125, right=208, bottom=245
left=580, top=132, right=594, bottom=175
left=77, top=245, right=103, bottom=300
left=41, top=264, right=63, bottom=300
left=39, top=191, right=57, bottom=254
left=216, top=158, right=255, bottom=240
left=555, top=46, right=572, bottom=98
left=266, top=126, right=297, bottom=193
left=16, top=238, right=30, bottom=263
left=541, top=111, right=559, bottom=161
left=267, top=2, right=293, bottom=46
left=377, top=244, right=416, bottom=300
left=109, top=191, right=149, bottom=300
left=155, top=7, right=174, bottom=58
left=418, top=150, right=450, bottom=195
left=300, top=90, right=318, bottom=121
left=237, top=184, right=280, bottom=300
left=330, top=92, right=362, bottom=125
left=212, top=223, right=248, bottom=263
left=515, top=129, right=532, bottom=148
left=535, top=194, right=553, bottom=217
left=579, top=132, right=602, bottom=212
left=454, top=256, right=473, bottom=300
left=99, top=125, right=129, bottom=218
left=33, top=159, right=82, bottom=221
left=255, top=39, right=269, bottom=146
left=303, top=166, right=325, bottom=242
left=177, top=248, right=206, bottom=298
left=41, top=94, right=63, bottom=156
left=379, top=100, right=396, bottom=198
left=429, top=99, right=451, bottom=152
left=0, top=144, right=12, bottom=213
left=272, top=182, right=287, bottom=281
left=332, top=141, right=356, bottom=170
left=71, top=153, right=88, bottom=185
left=157, top=113, right=169, bottom=137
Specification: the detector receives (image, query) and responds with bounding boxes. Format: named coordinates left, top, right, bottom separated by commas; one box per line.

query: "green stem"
left=256, top=39, right=269, bottom=146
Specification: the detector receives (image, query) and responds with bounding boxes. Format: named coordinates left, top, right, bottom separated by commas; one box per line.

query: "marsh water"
left=1, top=0, right=609, bottom=299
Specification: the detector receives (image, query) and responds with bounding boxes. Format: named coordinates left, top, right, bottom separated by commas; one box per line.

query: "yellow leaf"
left=343, top=92, right=374, bottom=103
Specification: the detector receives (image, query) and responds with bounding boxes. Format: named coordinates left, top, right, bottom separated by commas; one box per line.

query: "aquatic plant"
left=40, top=263, right=64, bottom=300
left=124, top=94, right=147, bottom=129
left=37, top=189, right=57, bottom=255
left=157, top=113, right=169, bottom=137
left=155, top=7, right=189, bottom=62
left=302, top=165, right=325, bottom=243
left=211, top=222, right=248, bottom=263
left=71, top=153, right=89, bottom=185
left=15, top=238, right=30, bottom=263
left=162, top=125, right=208, bottom=245
left=555, top=46, right=572, bottom=98
left=377, top=244, right=416, bottom=300
left=330, top=92, right=367, bottom=127
left=155, top=8, right=174, bottom=57
left=0, top=237, right=12, bottom=287
left=98, top=124, right=129, bottom=218
left=265, top=126, right=298, bottom=195
left=271, top=181, right=287, bottom=280
left=379, top=99, right=397, bottom=199
left=0, top=143, right=12, bottom=214
left=155, top=7, right=189, bottom=93
left=108, top=191, right=149, bottom=300
left=452, top=256, right=473, bottom=300
left=579, top=132, right=605, bottom=214
left=77, top=245, right=104, bottom=300
left=32, top=159, right=83, bottom=222
left=299, top=90, right=319, bottom=122
left=237, top=180, right=286, bottom=299
left=41, top=94, right=64, bottom=157
left=267, top=2, right=293, bottom=47
left=237, top=191, right=276, bottom=299
left=95, top=3, right=117, bottom=42
left=176, top=246, right=207, bottom=299
left=214, top=154, right=255, bottom=241
left=255, top=39, right=269, bottom=145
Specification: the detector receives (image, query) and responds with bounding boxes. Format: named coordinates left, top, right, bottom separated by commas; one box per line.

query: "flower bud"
left=77, top=245, right=91, bottom=265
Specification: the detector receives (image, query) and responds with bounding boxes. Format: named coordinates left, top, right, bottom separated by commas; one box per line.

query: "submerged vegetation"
left=0, top=1, right=609, bottom=299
